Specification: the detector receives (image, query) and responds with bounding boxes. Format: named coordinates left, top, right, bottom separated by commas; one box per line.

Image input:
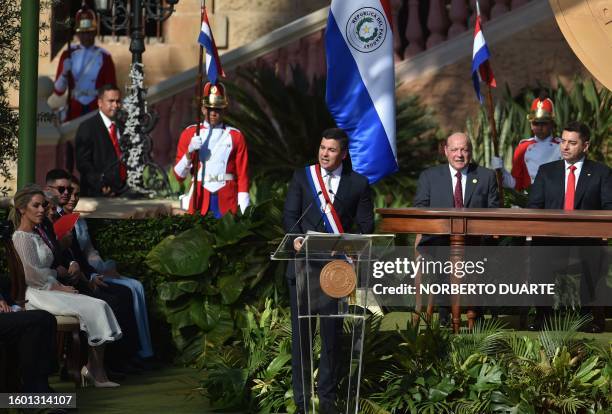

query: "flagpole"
left=486, top=82, right=504, bottom=205
left=192, top=0, right=205, bottom=214
left=477, top=0, right=504, bottom=206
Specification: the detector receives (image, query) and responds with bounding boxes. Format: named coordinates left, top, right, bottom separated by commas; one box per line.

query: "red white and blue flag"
left=325, top=0, right=398, bottom=184
left=471, top=3, right=496, bottom=102
left=197, top=7, right=225, bottom=85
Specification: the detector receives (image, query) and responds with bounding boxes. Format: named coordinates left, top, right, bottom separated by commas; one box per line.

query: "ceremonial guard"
left=492, top=96, right=562, bottom=191
left=52, top=5, right=117, bottom=122
left=173, top=82, right=250, bottom=217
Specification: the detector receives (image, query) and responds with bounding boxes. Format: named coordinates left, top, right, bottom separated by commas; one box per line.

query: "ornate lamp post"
left=94, top=0, right=179, bottom=196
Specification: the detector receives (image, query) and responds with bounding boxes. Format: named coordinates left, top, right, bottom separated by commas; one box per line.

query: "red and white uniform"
left=511, top=136, right=562, bottom=191
left=53, top=44, right=117, bottom=122
left=174, top=122, right=249, bottom=216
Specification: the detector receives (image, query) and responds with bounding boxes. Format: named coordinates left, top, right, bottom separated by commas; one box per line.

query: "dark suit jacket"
left=75, top=112, right=124, bottom=196
left=283, top=167, right=375, bottom=235
left=526, top=159, right=611, bottom=304
left=527, top=159, right=612, bottom=210
left=414, top=163, right=500, bottom=246
left=414, top=163, right=500, bottom=209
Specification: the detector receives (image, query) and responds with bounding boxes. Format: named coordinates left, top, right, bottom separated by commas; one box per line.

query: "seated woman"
left=66, top=176, right=154, bottom=360
left=10, top=184, right=121, bottom=387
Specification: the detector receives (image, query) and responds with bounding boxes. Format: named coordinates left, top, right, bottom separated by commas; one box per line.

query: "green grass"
left=51, top=366, right=215, bottom=414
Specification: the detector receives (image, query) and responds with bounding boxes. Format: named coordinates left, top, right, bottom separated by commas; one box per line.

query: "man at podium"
left=283, top=128, right=374, bottom=413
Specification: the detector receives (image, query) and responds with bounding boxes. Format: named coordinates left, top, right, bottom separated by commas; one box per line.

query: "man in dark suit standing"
left=75, top=84, right=126, bottom=197
left=528, top=121, right=611, bottom=332
left=283, top=128, right=374, bottom=414
left=414, top=132, right=500, bottom=325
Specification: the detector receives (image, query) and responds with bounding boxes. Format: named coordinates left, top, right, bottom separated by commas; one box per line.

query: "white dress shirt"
left=564, top=157, right=585, bottom=191
left=321, top=164, right=342, bottom=203
left=99, top=110, right=120, bottom=141
left=449, top=164, right=468, bottom=204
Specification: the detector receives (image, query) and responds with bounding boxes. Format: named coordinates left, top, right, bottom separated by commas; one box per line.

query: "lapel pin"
left=472, top=178, right=478, bottom=184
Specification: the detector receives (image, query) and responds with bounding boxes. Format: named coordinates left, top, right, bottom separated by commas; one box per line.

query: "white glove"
left=491, top=156, right=504, bottom=170
left=62, top=58, right=72, bottom=75
left=238, top=192, right=250, bottom=214
left=188, top=135, right=204, bottom=154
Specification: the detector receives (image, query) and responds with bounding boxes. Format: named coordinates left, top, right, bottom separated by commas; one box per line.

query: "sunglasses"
left=49, top=185, right=74, bottom=195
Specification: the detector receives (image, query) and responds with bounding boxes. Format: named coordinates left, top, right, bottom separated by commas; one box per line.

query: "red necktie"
left=109, top=123, right=127, bottom=181
left=453, top=171, right=464, bottom=208
left=564, top=165, right=577, bottom=210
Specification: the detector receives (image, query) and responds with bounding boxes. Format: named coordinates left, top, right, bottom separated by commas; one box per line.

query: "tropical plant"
left=202, top=299, right=295, bottom=412
left=144, top=198, right=287, bottom=366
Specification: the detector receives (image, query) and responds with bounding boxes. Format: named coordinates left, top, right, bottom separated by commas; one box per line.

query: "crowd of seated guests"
left=2, top=168, right=155, bottom=392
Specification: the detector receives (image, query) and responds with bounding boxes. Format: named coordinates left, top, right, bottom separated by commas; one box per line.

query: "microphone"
left=286, top=190, right=322, bottom=234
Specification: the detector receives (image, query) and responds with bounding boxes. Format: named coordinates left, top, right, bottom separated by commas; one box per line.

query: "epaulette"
left=518, top=137, right=536, bottom=145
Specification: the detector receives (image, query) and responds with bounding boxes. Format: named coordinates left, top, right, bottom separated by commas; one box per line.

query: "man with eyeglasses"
left=491, top=95, right=562, bottom=191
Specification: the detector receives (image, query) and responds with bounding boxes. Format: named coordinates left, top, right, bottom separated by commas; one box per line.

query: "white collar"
left=321, top=164, right=343, bottom=178
left=99, top=111, right=114, bottom=129
left=565, top=157, right=585, bottom=169
left=448, top=164, right=468, bottom=176
left=202, top=121, right=225, bottom=130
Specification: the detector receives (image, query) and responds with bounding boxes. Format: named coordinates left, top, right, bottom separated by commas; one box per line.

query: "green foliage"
left=200, top=299, right=295, bottom=412
left=143, top=199, right=287, bottom=367
left=0, top=0, right=20, bottom=196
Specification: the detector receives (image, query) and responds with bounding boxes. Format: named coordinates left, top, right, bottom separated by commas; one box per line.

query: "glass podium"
left=272, top=233, right=394, bottom=414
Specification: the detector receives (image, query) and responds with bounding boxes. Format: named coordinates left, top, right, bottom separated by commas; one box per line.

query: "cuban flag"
left=471, top=4, right=496, bottom=102
left=325, top=0, right=397, bottom=184
left=197, top=7, right=225, bottom=85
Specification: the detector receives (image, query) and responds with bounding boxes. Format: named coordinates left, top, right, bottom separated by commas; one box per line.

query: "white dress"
left=12, top=230, right=122, bottom=346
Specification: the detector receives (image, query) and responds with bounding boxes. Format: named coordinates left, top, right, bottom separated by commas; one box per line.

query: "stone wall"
left=397, top=19, right=591, bottom=132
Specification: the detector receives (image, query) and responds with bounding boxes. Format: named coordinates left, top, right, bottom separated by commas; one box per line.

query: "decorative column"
left=491, top=0, right=510, bottom=19
left=448, top=0, right=468, bottom=38
left=426, top=0, right=450, bottom=48
left=390, top=0, right=404, bottom=61
left=403, top=0, right=424, bottom=57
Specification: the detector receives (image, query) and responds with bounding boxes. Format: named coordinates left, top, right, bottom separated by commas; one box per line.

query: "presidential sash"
left=305, top=164, right=344, bottom=234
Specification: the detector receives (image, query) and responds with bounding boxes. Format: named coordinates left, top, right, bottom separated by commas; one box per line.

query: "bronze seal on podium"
left=320, top=260, right=356, bottom=298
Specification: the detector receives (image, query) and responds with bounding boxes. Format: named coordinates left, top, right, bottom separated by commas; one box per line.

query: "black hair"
left=563, top=121, right=590, bottom=142
left=321, top=128, right=349, bottom=151
left=45, top=169, right=71, bottom=184
left=97, top=84, right=120, bottom=98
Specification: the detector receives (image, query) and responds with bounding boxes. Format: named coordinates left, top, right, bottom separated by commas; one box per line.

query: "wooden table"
left=377, top=208, right=612, bottom=331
